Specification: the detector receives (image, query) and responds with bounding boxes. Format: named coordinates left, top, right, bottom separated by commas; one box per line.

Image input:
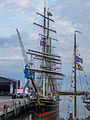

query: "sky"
left=0, top=0, right=90, bottom=91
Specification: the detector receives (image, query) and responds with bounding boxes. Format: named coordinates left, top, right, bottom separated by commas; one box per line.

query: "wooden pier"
left=58, top=91, right=89, bottom=95
left=0, top=97, right=31, bottom=120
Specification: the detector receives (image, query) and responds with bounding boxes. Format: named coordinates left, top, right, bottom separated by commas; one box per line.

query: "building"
left=0, top=77, right=20, bottom=95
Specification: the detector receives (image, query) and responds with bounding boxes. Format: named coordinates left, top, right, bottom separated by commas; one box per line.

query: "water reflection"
left=32, top=112, right=59, bottom=120
left=10, top=112, right=32, bottom=120
left=11, top=112, right=59, bottom=120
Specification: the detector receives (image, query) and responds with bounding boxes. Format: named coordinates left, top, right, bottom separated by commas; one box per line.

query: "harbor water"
left=11, top=95, right=90, bottom=120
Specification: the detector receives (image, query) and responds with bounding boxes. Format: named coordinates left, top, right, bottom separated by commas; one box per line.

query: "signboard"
left=17, top=89, right=23, bottom=94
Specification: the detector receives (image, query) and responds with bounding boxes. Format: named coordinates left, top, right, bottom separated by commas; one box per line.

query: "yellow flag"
left=72, top=76, right=74, bottom=78
left=73, top=63, right=83, bottom=71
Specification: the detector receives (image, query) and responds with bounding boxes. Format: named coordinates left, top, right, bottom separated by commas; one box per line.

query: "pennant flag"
left=76, top=56, right=83, bottom=63
left=52, top=65, right=56, bottom=71
left=72, top=76, right=74, bottom=78
left=73, top=63, right=83, bottom=71
left=69, top=95, right=73, bottom=98
left=47, top=11, right=52, bottom=16
left=76, top=63, right=83, bottom=71
left=40, top=40, right=46, bottom=46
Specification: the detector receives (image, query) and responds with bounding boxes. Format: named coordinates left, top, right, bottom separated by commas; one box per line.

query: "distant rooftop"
left=0, top=76, right=20, bottom=82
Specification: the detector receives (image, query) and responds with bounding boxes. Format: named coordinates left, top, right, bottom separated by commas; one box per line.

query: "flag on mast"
left=73, top=63, right=84, bottom=71
left=76, top=56, right=83, bottom=63
left=47, top=11, right=52, bottom=16
left=40, top=40, right=46, bottom=46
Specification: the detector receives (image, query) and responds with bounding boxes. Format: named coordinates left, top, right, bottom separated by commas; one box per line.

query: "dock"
left=58, top=91, right=89, bottom=95
left=0, top=96, right=31, bottom=120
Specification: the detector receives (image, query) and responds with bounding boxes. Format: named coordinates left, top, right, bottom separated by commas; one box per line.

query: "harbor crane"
left=16, top=29, right=36, bottom=94
left=16, top=29, right=29, bottom=66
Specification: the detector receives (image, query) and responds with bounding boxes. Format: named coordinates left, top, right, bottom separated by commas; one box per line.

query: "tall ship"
left=17, top=3, right=64, bottom=118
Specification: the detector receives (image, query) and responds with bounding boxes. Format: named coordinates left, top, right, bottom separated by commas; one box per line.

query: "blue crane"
left=16, top=29, right=37, bottom=94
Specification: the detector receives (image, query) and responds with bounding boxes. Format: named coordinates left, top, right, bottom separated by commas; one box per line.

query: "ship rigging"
left=23, top=3, right=64, bottom=118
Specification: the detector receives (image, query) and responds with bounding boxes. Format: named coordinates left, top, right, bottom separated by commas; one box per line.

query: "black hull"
left=31, top=98, right=59, bottom=118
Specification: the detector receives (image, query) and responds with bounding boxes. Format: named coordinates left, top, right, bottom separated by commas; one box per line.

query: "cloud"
left=0, top=46, right=23, bottom=60
left=35, top=0, right=45, bottom=13
left=28, top=33, right=38, bottom=40
left=55, top=5, right=64, bottom=11
left=26, top=17, right=36, bottom=24
left=0, top=0, right=31, bottom=18
left=55, top=20, right=75, bottom=35
left=0, top=34, right=23, bottom=63
left=0, top=0, right=30, bottom=8
left=85, top=1, right=90, bottom=6
left=0, top=30, right=39, bottom=64
left=0, top=0, right=90, bottom=86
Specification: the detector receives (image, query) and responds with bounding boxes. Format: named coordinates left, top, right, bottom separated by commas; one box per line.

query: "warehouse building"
left=0, top=77, right=20, bottom=95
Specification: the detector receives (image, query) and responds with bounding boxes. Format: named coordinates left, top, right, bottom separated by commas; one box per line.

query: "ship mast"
left=74, top=31, right=81, bottom=120
left=42, top=2, right=46, bottom=96
left=27, top=3, right=64, bottom=97
left=46, top=8, right=49, bottom=96
left=74, top=31, right=77, bottom=120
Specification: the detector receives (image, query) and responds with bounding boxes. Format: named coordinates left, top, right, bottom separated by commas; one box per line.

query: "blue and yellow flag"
left=76, top=63, right=83, bottom=71
left=73, top=63, right=83, bottom=71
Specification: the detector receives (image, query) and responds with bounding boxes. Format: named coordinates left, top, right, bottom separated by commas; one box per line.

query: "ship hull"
left=31, top=98, right=59, bottom=118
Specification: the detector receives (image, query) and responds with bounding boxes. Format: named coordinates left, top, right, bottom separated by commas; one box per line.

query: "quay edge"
left=0, top=98, right=32, bottom=120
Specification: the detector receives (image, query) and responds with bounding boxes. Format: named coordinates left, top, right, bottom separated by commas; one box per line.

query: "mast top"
left=75, top=30, right=82, bottom=34
left=74, top=30, right=82, bottom=47
left=44, top=1, right=46, bottom=8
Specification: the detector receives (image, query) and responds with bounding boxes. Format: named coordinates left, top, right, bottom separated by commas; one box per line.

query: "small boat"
left=82, top=94, right=90, bottom=104
left=82, top=93, right=90, bottom=111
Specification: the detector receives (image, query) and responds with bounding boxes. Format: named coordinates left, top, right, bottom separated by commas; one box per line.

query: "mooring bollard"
left=14, top=102, right=17, bottom=117
left=19, top=101, right=21, bottom=112
left=3, top=104, right=7, bottom=119
left=24, top=100, right=26, bottom=111
left=13, top=100, right=14, bottom=106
